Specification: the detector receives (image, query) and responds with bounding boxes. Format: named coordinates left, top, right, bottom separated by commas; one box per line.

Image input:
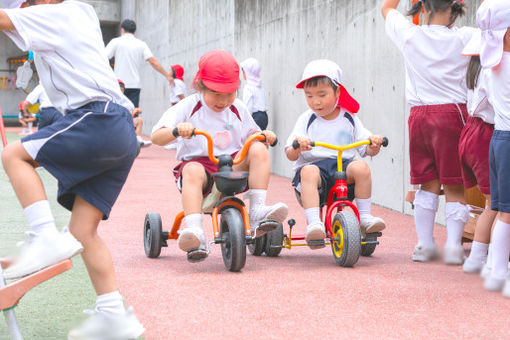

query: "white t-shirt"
left=105, top=33, right=153, bottom=89
left=152, top=93, right=261, bottom=161
left=242, top=84, right=267, bottom=113
left=169, top=79, right=186, bottom=104
left=4, top=1, right=133, bottom=113
left=284, top=109, right=372, bottom=173
left=467, top=68, right=495, bottom=124
left=25, top=84, right=53, bottom=109
left=385, top=9, right=476, bottom=107
left=487, top=53, right=510, bottom=131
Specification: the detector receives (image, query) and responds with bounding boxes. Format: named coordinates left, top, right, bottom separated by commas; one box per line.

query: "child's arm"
left=285, top=136, right=312, bottom=161
left=381, top=0, right=400, bottom=19
left=260, top=129, right=277, bottom=146
left=0, top=10, right=15, bottom=30
left=21, top=100, right=31, bottom=115
left=151, top=122, right=193, bottom=145
left=365, top=135, right=384, bottom=157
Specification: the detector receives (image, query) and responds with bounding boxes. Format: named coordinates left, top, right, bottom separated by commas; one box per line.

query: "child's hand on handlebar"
left=261, top=130, right=277, bottom=146
left=366, top=135, right=383, bottom=156
left=175, top=122, right=194, bottom=139
left=295, top=136, right=313, bottom=152
left=131, top=108, right=142, bottom=117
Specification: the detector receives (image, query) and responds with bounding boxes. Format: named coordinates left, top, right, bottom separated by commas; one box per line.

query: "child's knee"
left=2, top=142, right=23, bottom=166
left=300, top=165, right=320, bottom=182
left=248, top=141, right=269, bottom=160
left=181, top=162, right=207, bottom=182
left=347, top=160, right=371, bottom=178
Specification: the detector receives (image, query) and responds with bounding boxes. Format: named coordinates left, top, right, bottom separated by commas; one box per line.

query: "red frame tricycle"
left=143, top=129, right=278, bottom=272
left=249, top=137, right=388, bottom=267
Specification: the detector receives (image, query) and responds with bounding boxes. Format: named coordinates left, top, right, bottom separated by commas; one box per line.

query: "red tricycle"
left=249, top=137, right=388, bottom=267
left=143, top=129, right=279, bottom=272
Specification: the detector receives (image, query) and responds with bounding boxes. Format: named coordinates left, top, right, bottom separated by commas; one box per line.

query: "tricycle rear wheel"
left=144, top=212, right=163, bottom=258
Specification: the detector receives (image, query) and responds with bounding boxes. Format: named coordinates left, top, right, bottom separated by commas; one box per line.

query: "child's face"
left=304, top=81, right=340, bottom=119
left=202, top=89, right=237, bottom=113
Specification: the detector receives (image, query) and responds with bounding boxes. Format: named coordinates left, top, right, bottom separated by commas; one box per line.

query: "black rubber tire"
left=220, top=208, right=246, bottom=272
left=248, top=234, right=267, bottom=256
left=360, top=235, right=377, bottom=257
left=136, top=142, right=141, bottom=157
left=144, top=212, right=163, bottom=258
left=331, top=211, right=361, bottom=267
left=264, top=223, right=284, bottom=257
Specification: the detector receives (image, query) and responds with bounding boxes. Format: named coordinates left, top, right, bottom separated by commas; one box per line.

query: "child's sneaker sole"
left=187, top=249, right=208, bottom=263
left=178, top=230, right=202, bottom=252
left=253, top=220, right=278, bottom=238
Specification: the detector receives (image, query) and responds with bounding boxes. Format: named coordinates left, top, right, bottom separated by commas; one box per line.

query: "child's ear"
left=335, top=86, right=341, bottom=98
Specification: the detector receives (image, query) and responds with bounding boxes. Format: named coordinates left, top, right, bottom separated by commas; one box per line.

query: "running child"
left=0, top=1, right=144, bottom=338
left=285, top=59, right=386, bottom=249
left=151, top=49, right=288, bottom=261
left=458, top=31, right=497, bottom=274
left=477, top=0, right=510, bottom=298
left=240, top=57, right=268, bottom=130
left=118, top=78, right=151, bottom=147
left=382, top=0, right=476, bottom=265
left=23, top=82, right=63, bottom=129
left=17, top=100, right=36, bottom=135
left=169, top=64, right=186, bottom=106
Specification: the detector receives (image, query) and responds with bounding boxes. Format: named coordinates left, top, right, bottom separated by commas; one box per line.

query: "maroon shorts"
left=458, top=116, right=494, bottom=195
left=173, top=153, right=238, bottom=196
left=408, top=103, right=468, bottom=185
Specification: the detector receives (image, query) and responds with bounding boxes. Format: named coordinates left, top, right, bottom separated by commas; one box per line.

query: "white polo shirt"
left=487, top=53, right=510, bottom=131
left=242, top=84, right=267, bottom=113
left=467, top=68, right=494, bottom=125
left=3, top=1, right=133, bottom=113
left=169, top=79, right=187, bottom=104
left=385, top=9, right=476, bottom=107
left=25, top=84, right=53, bottom=109
left=105, top=33, right=153, bottom=89
left=153, top=93, right=261, bottom=161
left=284, top=109, right=371, bottom=173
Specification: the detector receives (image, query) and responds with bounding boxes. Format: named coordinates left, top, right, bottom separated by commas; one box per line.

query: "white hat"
left=296, top=59, right=343, bottom=88
left=461, top=29, right=482, bottom=56
left=476, top=0, right=510, bottom=68
left=240, top=57, right=262, bottom=87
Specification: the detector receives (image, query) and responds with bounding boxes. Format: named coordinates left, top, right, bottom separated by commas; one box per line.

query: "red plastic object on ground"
left=0, top=106, right=8, bottom=147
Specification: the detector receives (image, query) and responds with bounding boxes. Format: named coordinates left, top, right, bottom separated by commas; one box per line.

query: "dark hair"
left=121, top=19, right=136, bottom=34
left=171, top=67, right=176, bottom=79
left=407, top=0, right=465, bottom=26
left=466, top=56, right=481, bottom=90
left=302, top=76, right=338, bottom=91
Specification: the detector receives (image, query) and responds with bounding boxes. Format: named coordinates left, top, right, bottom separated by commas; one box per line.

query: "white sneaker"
left=359, top=215, right=386, bottom=233
left=480, top=263, right=491, bottom=280
left=484, top=275, right=506, bottom=292
left=3, top=228, right=83, bottom=280
left=67, top=307, right=145, bottom=340
left=177, top=227, right=206, bottom=253
left=141, top=140, right=152, bottom=147
left=444, top=245, right=465, bottom=265
left=503, top=279, right=510, bottom=298
left=305, top=222, right=326, bottom=249
left=249, top=203, right=288, bottom=228
left=463, top=256, right=485, bottom=273
left=164, top=144, right=177, bottom=150
left=412, top=244, right=440, bottom=262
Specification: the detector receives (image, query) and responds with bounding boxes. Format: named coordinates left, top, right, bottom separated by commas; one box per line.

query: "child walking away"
left=285, top=59, right=386, bottom=249
left=170, top=64, right=187, bottom=106
left=477, top=0, right=510, bottom=298
left=118, top=78, right=151, bottom=147
left=458, top=31, right=498, bottom=274
left=0, top=1, right=145, bottom=338
left=382, top=0, right=476, bottom=265
left=151, top=50, right=288, bottom=262
left=240, top=57, right=268, bottom=130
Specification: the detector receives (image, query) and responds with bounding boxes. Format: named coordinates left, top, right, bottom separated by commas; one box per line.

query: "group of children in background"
left=0, top=0, right=508, bottom=338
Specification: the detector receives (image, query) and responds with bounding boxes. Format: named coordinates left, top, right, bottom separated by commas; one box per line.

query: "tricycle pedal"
left=307, top=239, right=326, bottom=248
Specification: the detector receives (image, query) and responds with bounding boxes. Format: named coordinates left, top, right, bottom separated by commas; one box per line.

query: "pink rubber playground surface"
left=100, top=144, right=508, bottom=339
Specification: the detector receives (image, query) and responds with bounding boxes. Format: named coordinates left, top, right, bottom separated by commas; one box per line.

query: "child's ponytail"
left=449, top=0, right=466, bottom=27
left=407, top=0, right=424, bottom=18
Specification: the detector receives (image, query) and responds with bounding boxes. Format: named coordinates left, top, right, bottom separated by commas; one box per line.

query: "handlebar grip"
left=172, top=127, right=179, bottom=137
left=292, top=140, right=300, bottom=150
left=382, top=137, right=389, bottom=147
left=271, top=137, right=278, bottom=147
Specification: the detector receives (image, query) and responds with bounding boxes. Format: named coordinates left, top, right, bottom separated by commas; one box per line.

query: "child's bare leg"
left=346, top=160, right=385, bottom=233
left=134, top=117, right=142, bottom=136
left=19, top=119, right=27, bottom=127
left=68, top=196, right=117, bottom=295
left=178, top=162, right=208, bottom=254
left=300, top=165, right=321, bottom=209
left=464, top=193, right=497, bottom=273
left=234, top=141, right=269, bottom=189
left=2, top=141, right=45, bottom=206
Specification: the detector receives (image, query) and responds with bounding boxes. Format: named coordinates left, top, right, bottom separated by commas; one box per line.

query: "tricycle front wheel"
left=330, top=211, right=361, bottom=267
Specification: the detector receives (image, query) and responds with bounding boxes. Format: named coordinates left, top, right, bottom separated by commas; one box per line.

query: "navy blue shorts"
left=292, top=158, right=354, bottom=206
left=252, top=111, right=268, bottom=130
left=21, top=101, right=138, bottom=219
left=124, top=88, right=141, bottom=107
left=38, top=107, right=63, bottom=130
left=489, top=130, right=510, bottom=213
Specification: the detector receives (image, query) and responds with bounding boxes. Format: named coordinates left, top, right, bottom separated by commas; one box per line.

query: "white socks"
left=468, top=241, right=489, bottom=264
left=413, top=190, right=439, bottom=248
left=184, top=213, right=202, bottom=230
left=355, top=198, right=371, bottom=217
left=24, top=200, right=58, bottom=235
left=445, top=202, right=470, bottom=247
left=96, top=291, right=125, bottom=315
left=248, top=189, right=266, bottom=213
left=28, top=121, right=33, bottom=132
left=305, top=207, right=321, bottom=225
left=490, top=220, right=510, bottom=280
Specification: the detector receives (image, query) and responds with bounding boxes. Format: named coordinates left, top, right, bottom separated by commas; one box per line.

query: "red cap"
left=172, top=64, right=184, bottom=81
left=117, top=78, right=125, bottom=86
left=193, top=50, right=239, bottom=93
